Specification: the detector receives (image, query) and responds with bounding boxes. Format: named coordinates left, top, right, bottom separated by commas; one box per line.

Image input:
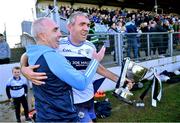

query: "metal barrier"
left=88, top=32, right=180, bottom=66
left=19, top=32, right=180, bottom=65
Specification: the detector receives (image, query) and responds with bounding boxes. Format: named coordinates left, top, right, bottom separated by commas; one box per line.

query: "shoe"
left=158, top=55, right=165, bottom=58
left=25, top=117, right=31, bottom=121
left=17, top=119, right=21, bottom=123
left=135, top=60, right=140, bottom=63
left=111, top=51, right=114, bottom=55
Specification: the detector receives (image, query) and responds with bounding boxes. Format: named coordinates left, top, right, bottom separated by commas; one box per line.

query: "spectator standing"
left=161, top=20, right=174, bottom=56
left=173, top=20, right=180, bottom=44
left=140, top=22, right=149, bottom=56
left=107, top=21, right=118, bottom=61
left=0, top=33, right=11, bottom=64
left=6, top=66, right=30, bottom=122
left=125, top=17, right=138, bottom=60
left=136, top=26, right=142, bottom=57
left=149, top=20, right=166, bottom=56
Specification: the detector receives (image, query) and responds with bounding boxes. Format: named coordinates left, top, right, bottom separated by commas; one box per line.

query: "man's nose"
left=83, top=25, right=89, bottom=31
left=58, top=31, right=62, bottom=37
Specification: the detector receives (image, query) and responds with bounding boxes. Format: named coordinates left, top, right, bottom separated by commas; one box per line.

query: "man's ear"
left=38, top=33, right=46, bottom=41
left=66, top=24, right=71, bottom=32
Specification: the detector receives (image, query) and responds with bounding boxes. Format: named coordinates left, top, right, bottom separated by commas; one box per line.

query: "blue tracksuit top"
left=26, top=45, right=99, bottom=122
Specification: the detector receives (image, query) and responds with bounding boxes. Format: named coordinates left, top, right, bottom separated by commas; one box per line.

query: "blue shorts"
left=75, top=98, right=96, bottom=122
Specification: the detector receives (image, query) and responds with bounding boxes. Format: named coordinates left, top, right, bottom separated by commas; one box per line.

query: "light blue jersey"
left=57, top=37, right=96, bottom=104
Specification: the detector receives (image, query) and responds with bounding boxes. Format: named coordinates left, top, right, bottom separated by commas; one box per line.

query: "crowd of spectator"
left=56, top=5, right=180, bottom=32
left=40, top=4, right=180, bottom=59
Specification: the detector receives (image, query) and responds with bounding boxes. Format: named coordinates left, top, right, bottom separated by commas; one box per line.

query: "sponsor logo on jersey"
left=62, top=48, right=72, bottom=52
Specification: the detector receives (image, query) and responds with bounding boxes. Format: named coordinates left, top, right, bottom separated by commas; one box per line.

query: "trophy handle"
left=113, top=58, right=134, bottom=105
left=115, top=57, right=131, bottom=89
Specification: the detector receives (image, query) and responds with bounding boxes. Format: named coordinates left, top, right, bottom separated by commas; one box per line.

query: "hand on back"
left=21, top=65, right=47, bottom=85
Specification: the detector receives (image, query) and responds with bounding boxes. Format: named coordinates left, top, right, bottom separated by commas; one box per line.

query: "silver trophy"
left=113, top=58, right=162, bottom=107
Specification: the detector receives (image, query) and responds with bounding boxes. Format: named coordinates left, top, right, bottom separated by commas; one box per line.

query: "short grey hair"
left=31, top=17, right=51, bottom=41
left=67, top=11, right=89, bottom=25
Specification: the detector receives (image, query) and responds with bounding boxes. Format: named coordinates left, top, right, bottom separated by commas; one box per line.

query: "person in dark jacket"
left=140, top=22, right=149, bottom=56
left=107, top=21, right=118, bottom=61
left=125, top=18, right=138, bottom=60
left=149, top=20, right=166, bottom=55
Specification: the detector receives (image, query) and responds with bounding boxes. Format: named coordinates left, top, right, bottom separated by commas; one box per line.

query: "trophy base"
left=112, top=92, right=133, bottom=105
